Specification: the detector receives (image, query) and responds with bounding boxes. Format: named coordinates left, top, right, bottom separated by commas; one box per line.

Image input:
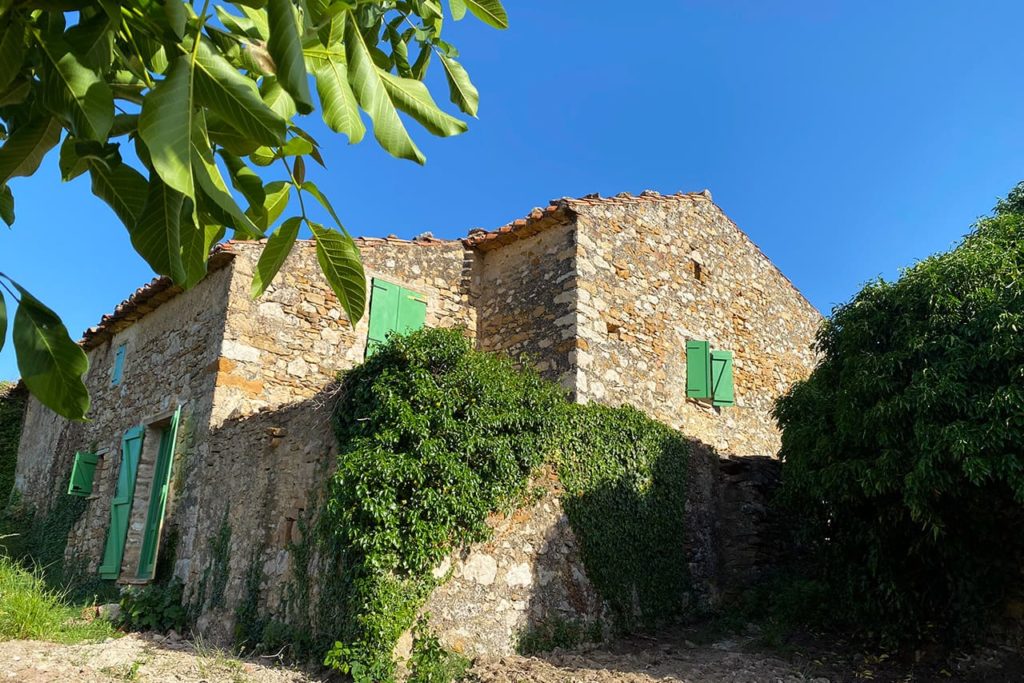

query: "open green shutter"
left=711, top=350, right=735, bottom=407
left=67, top=452, right=99, bottom=497
left=366, top=279, right=400, bottom=356
left=686, top=340, right=711, bottom=399
left=137, top=407, right=180, bottom=580
left=397, top=288, right=427, bottom=334
left=99, top=425, right=144, bottom=580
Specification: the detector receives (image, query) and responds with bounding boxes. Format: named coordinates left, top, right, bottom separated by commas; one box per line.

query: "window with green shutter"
left=686, top=340, right=711, bottom=399
left=711, top=350, right=735, bottom=407
left=365, top=278, right=428, bottom=357
left=111, top=344, right=126, bottom=386
left=67, top=451, right=99, bottom=497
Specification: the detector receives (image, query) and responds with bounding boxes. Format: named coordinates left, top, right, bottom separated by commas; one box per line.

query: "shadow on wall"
left=170, top=384, right=342, bottom=646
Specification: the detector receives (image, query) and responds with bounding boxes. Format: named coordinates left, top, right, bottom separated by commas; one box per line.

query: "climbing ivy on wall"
left=0, top=382, right=25, bottom=505
left=309, top=328, right=700, bottom=681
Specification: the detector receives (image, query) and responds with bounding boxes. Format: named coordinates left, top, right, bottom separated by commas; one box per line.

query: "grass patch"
left=0, top=554, right=116, bottom=643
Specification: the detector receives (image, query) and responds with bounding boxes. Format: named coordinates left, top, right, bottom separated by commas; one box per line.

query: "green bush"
left=775, top=184, right=1024, bottom=642
left=313, top=328, right=700, bottom=680
left=119, top=580, right=187, bottom=633
left=321, top=328, right=564, bottom=681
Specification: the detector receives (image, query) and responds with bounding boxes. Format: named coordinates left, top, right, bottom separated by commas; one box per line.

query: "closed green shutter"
left=711, top=350, right=735, bottom=407
left=366, top=279, right=400, bottom=356
left=99, top=426, right=144, bottom=580
left=686, top=340, right=711, bottom=399
left=366, top=278, right=428, bottom=357
left=397, top=289, right=427, bottom=333
left=67, top=452, right=99, bottom=497
left=111, top=344, right=126, bottom=386
left=137, top=407, right=181, bottom=581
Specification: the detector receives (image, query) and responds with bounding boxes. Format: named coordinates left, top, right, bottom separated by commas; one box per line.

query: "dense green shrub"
left=119, top=580, right=187, bottom=633
left=313, top=328, right=699, bottom=680
left=775, top=185, right=1024, bottom=641
left=321, top=328, right=565, bottom=681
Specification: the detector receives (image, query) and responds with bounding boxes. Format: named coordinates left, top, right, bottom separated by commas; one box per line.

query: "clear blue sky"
left=2, top=0, right=1022, bottom=380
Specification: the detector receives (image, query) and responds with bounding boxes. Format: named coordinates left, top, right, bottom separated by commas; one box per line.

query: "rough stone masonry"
left=12, top=190, right=821, bottom=656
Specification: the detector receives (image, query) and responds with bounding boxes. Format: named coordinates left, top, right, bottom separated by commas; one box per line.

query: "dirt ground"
left=0, top=630, right=1021, bottom=683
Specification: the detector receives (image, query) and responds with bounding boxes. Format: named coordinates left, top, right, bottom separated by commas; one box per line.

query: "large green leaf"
left=260, top=77, right=298, bottom=119
left=190, top=124, right=262, bottom=238
left=0, top=117, right=62, bottom=186
left=463, top=0, right=508, bottom=29
left=439, top=54, right=478, bottom=117
left=139, top=56, right=194, bottom=198
left=300, top=180, right=344, bottom=229
left=0, top=184, right=13, bottom=227
left=449, top=0, right=467, bottom=20
left=179, top=210, right=220, bottom=289
left=267, top=0, right=313, bottom=114
left=87, top=159, right=148, bottom=229
left=0, top=21, right=26, bottom=93
left=306, top=43, right=365, bottom=143
left=10, top=282, right=89, bottom=420
left=133, top=175, right=186, bottom=283
left=343, top=12, right=425, bottom=163
left=37, top=32, right=113, bottom=141
left=379, top=69, right=467, bottom=137
left=251, top=215, right=301, bottom=298
left=310, top=222, right=366, bottom=325
left=192, top=38, right=287, bottom=147
left=220, top=150, right=265, bottom=214
left=247, top=180, right=291, bottom=230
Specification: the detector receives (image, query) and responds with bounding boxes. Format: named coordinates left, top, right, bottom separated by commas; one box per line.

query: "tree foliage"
left=775, top=184, right=1024, bottom=641
left=0, top=0, right=505, bottom=420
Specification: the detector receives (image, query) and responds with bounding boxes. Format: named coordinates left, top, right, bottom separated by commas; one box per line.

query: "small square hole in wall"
left=691, top=259, right=705, bottom=283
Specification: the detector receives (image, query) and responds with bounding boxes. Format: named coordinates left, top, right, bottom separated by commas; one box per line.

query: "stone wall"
left=12, top=262, right=234, bottom=579
left=570, top=193, right=821, bottom=456
left=176, top=238, right=476, bottom=636
left=474, top=221, right=578, bottom=389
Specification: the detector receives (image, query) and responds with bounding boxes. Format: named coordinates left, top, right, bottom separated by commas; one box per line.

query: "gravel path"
left=0, top=630, right=1020, bottom=682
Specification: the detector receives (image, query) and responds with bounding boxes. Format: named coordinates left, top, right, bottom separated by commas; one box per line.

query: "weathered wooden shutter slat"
left=711, top=350, right=735, bottom=407
left=686, top=340, right=711, bottom=399
left=67, top=451, right=99, bottom=497
left=137, top=407, right=181, bottom=581
left=98, top=425, right=144, bottom=580
left=366, top=279, right=400, bottom=356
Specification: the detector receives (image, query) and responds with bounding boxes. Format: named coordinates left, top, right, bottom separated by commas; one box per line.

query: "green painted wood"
left=98, top=425, right=144, bottom=580
left=67, top=451, right=99, bottom=497
left=396, top=287, right=427, bottom=334
left=711, top=349, right=735, bottom=407
left=136, top=407, right=181, bottom=581
left=686, top=340, right=711, bottom=399
left=366, top=278, right=400, bottom=357
left=111, top=344, right=126, bottom=386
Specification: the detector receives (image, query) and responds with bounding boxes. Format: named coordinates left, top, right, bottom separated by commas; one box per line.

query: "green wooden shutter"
left=366, top=279, right=400, bottom=356
left=111, top=344, right=126, bottom=386
left=99, top=425, right=144, bottom=580
left=686, top=340, right=711, bottom=399
left=397, top=288, right=427, bottom=333
left=67, top=452, right=99, bottom=497
left=137, top=407, right=180, bottom=581
left=711, top=350, right=735, bottom=407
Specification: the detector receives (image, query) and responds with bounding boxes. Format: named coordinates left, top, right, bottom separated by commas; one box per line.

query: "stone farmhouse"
left=12, top=190, right=821, bottom=653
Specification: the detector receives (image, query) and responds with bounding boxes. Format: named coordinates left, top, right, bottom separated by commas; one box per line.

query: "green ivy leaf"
left=251, top=215, right=301, bottom=298
left=266, top=0, right=313, bottom=114
left=10, top=281, right=89, bottom=421
left=310, top=222, right=366, bottom=325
